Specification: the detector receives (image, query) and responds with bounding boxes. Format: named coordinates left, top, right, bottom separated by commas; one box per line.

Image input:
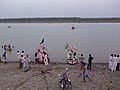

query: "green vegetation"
left=0, top=17, right=120, bottom=23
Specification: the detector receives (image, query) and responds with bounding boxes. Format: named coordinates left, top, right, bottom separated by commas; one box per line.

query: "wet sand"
left=0, top=62, right=120, bottom=90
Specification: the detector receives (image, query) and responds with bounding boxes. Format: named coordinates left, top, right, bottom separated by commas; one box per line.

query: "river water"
left=0, top=23, right=120, bottom=63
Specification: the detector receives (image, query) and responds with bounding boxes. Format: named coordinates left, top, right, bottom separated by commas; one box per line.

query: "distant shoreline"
left=0, top=17, right=120, bottom=23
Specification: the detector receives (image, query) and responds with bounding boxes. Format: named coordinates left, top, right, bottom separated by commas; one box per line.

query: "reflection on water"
left=0, top=23, right=120, bottom=63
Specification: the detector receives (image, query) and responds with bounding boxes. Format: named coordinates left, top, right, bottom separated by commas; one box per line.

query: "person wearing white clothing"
left=17, top=51, right=20, bottom=61
left=44, top=53, right=49, bottom=66
left=109, top=54, right=113, bottom=70
left=112, top=54, right=117, bottom=71
left=22, top=57, right=29, bottom=72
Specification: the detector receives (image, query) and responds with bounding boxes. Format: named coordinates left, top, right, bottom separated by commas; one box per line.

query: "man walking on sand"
left=87, top=54, right=94, bottom=70
left=80, top=61, right=91, bottom=82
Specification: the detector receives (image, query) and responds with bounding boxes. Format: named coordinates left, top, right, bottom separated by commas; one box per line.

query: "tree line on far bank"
left=0, top=17, right=120, bottom=23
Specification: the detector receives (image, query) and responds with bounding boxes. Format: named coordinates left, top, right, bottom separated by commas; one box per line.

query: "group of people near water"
left=16, top=48, right=50, bottom=72
left=109, top=54, right=120, bottom=71
left=1, top=44, right=120, bottom=83
left=35, top=48, right=50, bottom=66
left=1, top=44, right=14, bottom=51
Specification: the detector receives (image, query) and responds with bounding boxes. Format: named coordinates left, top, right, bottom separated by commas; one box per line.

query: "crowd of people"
left=0, top=45, right=120, bottom=83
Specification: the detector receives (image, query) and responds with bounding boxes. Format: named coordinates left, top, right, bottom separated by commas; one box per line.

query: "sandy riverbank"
left=0, top=62, right=120, bottom=90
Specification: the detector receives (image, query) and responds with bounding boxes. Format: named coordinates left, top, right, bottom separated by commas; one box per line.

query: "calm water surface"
left=0, top=23, right=120, bottom=63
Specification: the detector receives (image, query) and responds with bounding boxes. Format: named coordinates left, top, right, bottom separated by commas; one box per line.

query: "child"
left=80, top=61, right=91, bottom=82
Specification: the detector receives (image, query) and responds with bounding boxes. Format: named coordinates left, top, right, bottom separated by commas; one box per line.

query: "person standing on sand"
left=44, top=53, right=49, bottom=66
left=2, top=52, right=7, bottom=62
left=116, top=55, right=120, bottom=71
left=26, top=54, right=31, bottom=63
left=80, top=61, right=91, bottom=82
left=109, top=54, right=113, bottom=70
left=22, top=57, right=29, bottom=72
left=19, top=55, right=24, bottom=68
left=17, top=51, right=20, bottom=61
left=112, top=54, right=117, bottom=71
left=87, top=54, right=94, bottom=70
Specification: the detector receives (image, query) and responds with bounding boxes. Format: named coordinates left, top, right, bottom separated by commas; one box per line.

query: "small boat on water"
left=66, top=46, right=78, bottom=64
left=7, top=26, right=11, bottom=28
left=72, top=26, right=75, bottom=29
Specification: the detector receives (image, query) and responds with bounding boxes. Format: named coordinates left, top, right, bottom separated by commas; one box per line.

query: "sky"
left=0, top=0, right=120, bottom=18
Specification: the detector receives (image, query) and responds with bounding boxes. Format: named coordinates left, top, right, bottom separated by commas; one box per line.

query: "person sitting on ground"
left=80, top=61, right=91, bottom=82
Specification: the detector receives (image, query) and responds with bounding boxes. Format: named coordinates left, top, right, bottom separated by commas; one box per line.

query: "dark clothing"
left=87, top=56, right=94, bottom=70
left=19, top=60, right=23, bottom=68
left=0, top=57, right=1, bottom=62
left=48, top=57, right=50, bottom=63
left=116, top=63, right=120, bottom=71
left=3, top=53, right=6, bottom=60
left=35, top=52, right=37, bottom=57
